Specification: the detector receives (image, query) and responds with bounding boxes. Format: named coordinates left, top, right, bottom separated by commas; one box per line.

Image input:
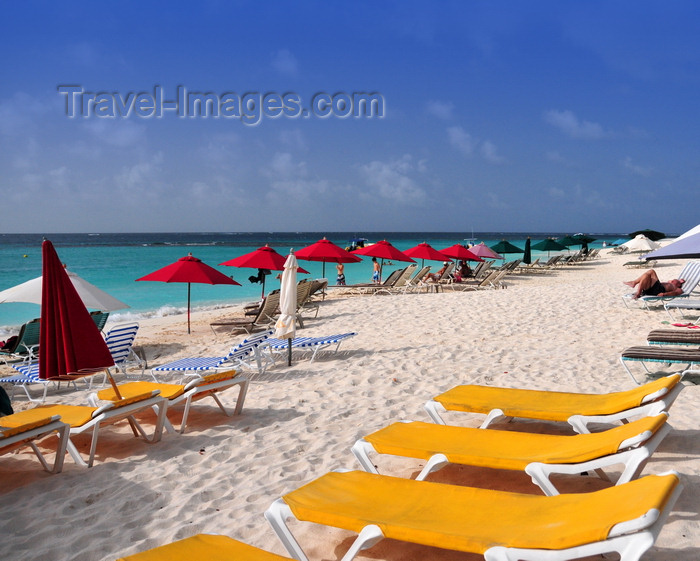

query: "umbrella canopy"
left=439, top=244, right=484, bottom=262
left=531, top=238, right=567, bottom=257
left=137, top=254, right=240, bottom=334
left=220, top=245, right=309, bottom=297
left=404, top=242, right=453, bottom=268
left=620, top=234, right=660, bottom=253
left=629, top=229, right=666, bottom=242
left=468, top=242, right=503, bottom=260
left=489, top=240, right=523, bottom=256
left=645, top=231, right=700, bottom=260
left=295, top=237, right=361, bottom=278
left=522, top=238, right=532, bottom=265
left=275, top=252, right=298, bottom=366
left=0, top=269, right=129, bottom=311
left=351, top=240, right=415, bottom=283
left=39, top=240, right=115, bottom=382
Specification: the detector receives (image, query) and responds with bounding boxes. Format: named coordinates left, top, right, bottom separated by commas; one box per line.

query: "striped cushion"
left=647, top=329, right=700, bottom=344
left=622, top=346, right=700, bottom=362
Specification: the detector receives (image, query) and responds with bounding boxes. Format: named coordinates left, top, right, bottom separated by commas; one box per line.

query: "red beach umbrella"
left=404, top=242, right=453, bottom=269
left=467, top=242, right=503, bottom=260
left=351, top=240, right=415, bottom=283
left=39, top=239, right=117, bottom=390
left=137, top=253, right=241, bottom=334
left=295, top=237, right=362, bottom=278
left=219, top=245, right=309, bottom=298
left=439, top=243, right=485, bottom=263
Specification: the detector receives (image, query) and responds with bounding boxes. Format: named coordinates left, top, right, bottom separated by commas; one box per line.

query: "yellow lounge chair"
left=352, top=415, right=669, bottom=496
left=0, top=414, right=70, bottom=473
left=425, top=374, right=683, bottom=433
left=115, top=534, right=292, bottom=560
left=265, top=470, right=682, bottom=561
left=0, top=391, right=166, bottom=467
left=91, top=370, right=248, bottom=434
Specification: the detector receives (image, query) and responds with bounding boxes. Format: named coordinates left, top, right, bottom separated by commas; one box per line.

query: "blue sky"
left=1, top=1, right=699, bottom=235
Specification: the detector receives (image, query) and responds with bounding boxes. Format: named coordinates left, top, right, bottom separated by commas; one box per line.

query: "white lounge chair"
left=265, top=470, right=682, bottom=561
left=0, top=413, right=70, bottom=473
left=352, top=414, right=670, bottom=496
left=622, top=260, right=700, bottom=310
left=90, top=369, right=248, bottom=434
left=151, top=329, right=274, bottom=380
left=0, top=390, right=167, bottom=467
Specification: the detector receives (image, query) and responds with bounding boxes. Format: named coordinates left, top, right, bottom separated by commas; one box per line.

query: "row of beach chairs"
left=114, top=373, right=685, bottom=560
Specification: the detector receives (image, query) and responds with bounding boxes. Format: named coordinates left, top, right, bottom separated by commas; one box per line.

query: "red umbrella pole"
left=187, top=283, right=191, bottom=334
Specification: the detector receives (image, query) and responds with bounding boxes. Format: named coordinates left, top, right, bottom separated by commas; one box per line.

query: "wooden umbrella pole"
left=187, top=283, right=191, bottom=334
left=106, top=369, right=139, bottom=437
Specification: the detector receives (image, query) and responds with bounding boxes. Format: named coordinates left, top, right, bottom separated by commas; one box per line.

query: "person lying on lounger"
left=624, top=269, right=685, bottom=299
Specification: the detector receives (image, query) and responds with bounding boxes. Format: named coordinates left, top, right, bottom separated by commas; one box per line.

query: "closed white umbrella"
left=274, top=251, right=298, bottom=366
left=0, top=269, right=129, bottom=311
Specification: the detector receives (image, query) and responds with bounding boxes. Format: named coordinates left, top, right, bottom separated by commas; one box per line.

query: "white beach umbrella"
left=274, top=251, right=298, bottom=366
left=620, top=234, right=660, bottom=253
left=0, top=269, right=129, bottom=312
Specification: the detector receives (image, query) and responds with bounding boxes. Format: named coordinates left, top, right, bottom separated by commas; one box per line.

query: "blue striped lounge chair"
left=104, top=322, right=145, bottom=376
left=1, top=361, right=81, bottom=403
left=262, top=332, right=357, bottom=363
left=150, top=329, right=274, bottom=380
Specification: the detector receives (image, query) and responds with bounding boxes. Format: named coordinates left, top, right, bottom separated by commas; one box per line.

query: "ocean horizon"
left=0, top=230, right=658, bottom=334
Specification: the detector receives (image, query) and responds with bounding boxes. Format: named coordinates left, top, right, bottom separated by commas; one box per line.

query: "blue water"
left=0, top=231, right=628, bottom=335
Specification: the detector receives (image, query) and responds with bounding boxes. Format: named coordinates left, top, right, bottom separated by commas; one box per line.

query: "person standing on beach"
left=336, top=262, right=346, bottom=285
left=372, top=257, right=381, bottom=283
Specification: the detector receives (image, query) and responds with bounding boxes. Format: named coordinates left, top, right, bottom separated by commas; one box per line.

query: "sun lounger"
left=210, top=292, right=280, bottom=334
left=90, top=369, right=248, bottom=434
left=620, top=346, right=700, bottom=384
left=647, top=328, right=700, bottom=345
left=2, top=361, right=84, bottom=403
left=115, top=534, right=293, bottom=561
left=663, top=298, right=700, bottom=323
left=424, top=374, right=683, bottom=433
left=263, top=332, right=357, bottom=363
left=622, top=260, right=700, bottom=310
left=151, top=329, right=273, bottom=380
left=0, top=414, right=70, bottom=473
left=352, top=415, right=669, bottom=496
left=0, top=317, right=40, bottom=364
left=104, top=322, right=146, bottom=376
left=265, top=470, right=682, bottom=561
left=0, top=390, right=166, bottom=467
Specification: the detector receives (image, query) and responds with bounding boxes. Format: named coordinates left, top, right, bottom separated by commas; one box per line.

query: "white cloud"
left=271, top=49, right=299, bottom=77
left=622, top=156, right=653, bottom=177
left=447, top=126, right=477, bottom=156
left=543, top=109, right=607, bottom=139
left=548, top=186, right=566, bottom=198
left=358, top=154, right=427, bottom=205
left=426, top=100, right=454, bottom=120
left=480, top=141, right=505, bottom=163
left=84, top=119, right=146, bottom=148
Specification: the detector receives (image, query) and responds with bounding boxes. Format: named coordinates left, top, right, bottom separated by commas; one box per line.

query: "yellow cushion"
left=116, top=534, right=290, bottom=561
left=283, top=470, right=678, bottom=554
left=434, top=375, right=680, bottom=421
left=0, top=415, right=58, bottom=439
left=98, top=383, right=185, bottom=402
left=364, top=415, right=667, bottom=470
left=200, top=370, right=237, bottom=385
left=0, top=405, right=96, bottom=428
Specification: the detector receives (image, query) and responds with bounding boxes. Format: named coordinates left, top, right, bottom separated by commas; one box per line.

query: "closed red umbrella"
left=351, top=240, right=415, bottom=283
left=295, top=237, right=362, bottom=278
left=439, top=243, right=485, bottom=262
left=404, top=242, right=453, bottom=268
left=220, top=245, right=309, bottom=298
left=137, top=254, right=241, bottom=334
left=40, top=239, right=118, bottom=392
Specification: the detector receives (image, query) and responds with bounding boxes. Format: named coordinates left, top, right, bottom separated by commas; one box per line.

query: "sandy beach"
left=1, top=251, right=698, bottom=561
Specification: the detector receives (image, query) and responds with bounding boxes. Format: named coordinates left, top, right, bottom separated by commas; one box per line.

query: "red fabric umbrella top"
left=467, top=242, right=503, bottom=260
left=295, top=238, right=362, bottom=264
left=40, top=240, right=114, bottom=380
left=439, top=243, right=485, bottom=262
left=219, top=245, right=309, bottom=274
left=137, top=255, right=241, bottom=285
left=350, top=240, right=415, bottom=263
left=404, top=242, right=453, bottom=263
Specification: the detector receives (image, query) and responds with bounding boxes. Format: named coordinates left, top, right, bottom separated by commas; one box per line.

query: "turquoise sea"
left=0, top=231, right=631, bottom=335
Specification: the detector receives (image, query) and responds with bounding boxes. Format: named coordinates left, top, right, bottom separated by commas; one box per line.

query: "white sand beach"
left=1, top=252, right=698, bottom=561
